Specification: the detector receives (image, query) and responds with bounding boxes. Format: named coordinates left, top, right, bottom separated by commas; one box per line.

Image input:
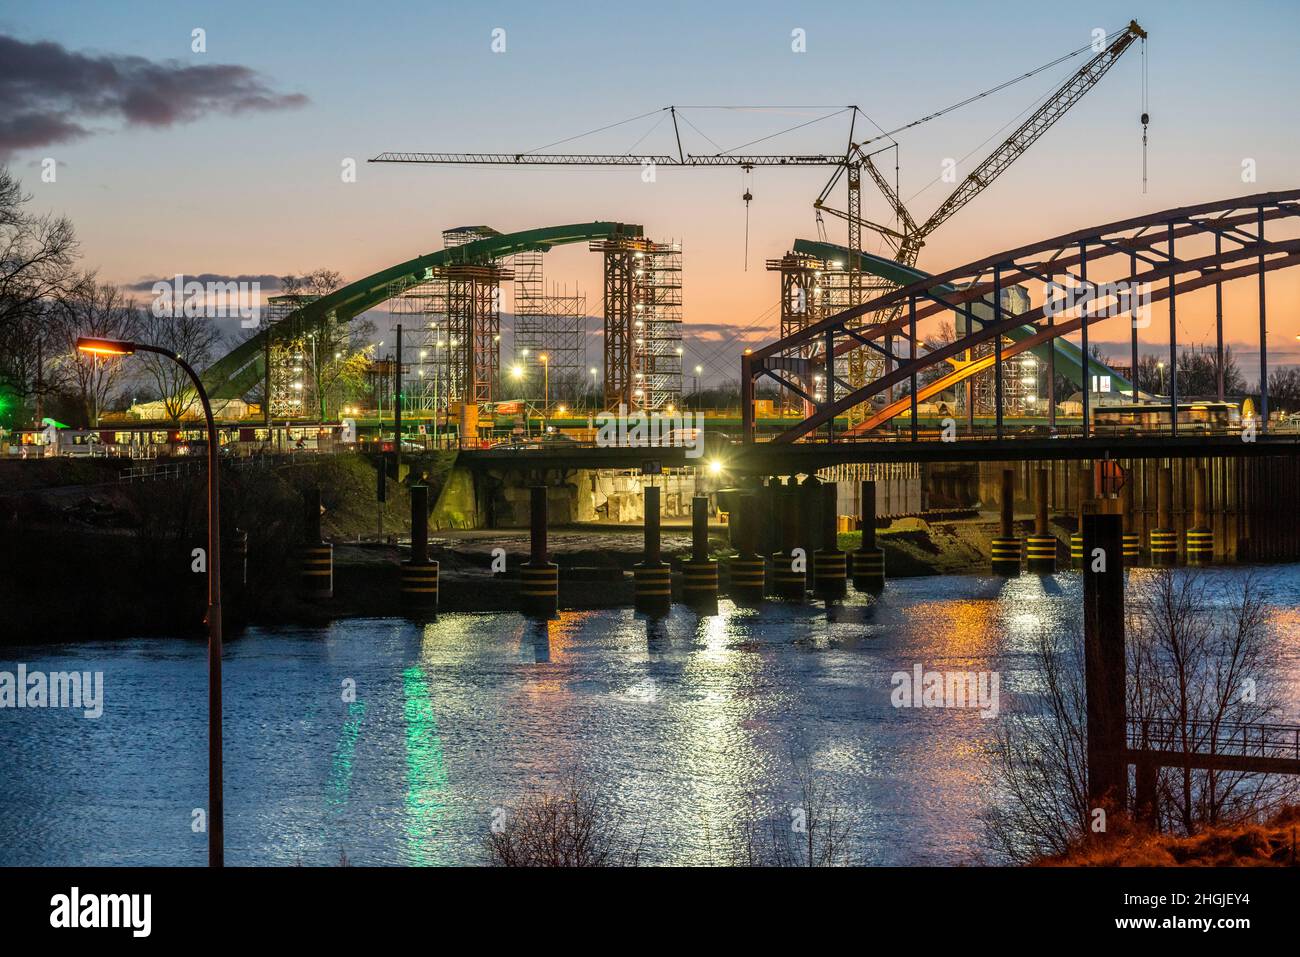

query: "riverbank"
left=1038, top=806, right=1300, bottom=866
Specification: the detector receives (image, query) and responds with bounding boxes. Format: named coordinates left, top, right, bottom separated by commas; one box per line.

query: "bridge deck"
left=459, top=433, right=1300, bottom=473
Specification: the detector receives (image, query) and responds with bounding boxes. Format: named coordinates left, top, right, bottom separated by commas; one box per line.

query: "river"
left=3, top=565, right=1299, bottom=866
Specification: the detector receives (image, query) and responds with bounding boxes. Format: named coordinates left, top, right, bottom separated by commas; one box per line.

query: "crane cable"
left=1140, top=36, right=1150, bottom=193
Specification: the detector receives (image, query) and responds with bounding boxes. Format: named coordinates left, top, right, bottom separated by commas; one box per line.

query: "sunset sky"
left=5, top=0, right=1299, bottom=383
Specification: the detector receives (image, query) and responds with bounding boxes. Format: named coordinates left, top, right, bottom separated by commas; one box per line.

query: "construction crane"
left=375, top=20, right=1145, bottom=275
left=370, top=20, right=1147, bottom=411
left=816, top=19, right=1148, bottom=274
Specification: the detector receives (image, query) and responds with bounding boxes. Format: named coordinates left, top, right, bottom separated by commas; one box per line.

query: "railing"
left=1128, top=717, right=1300, bottom=763
left=118, top=461, right=203, bottom=483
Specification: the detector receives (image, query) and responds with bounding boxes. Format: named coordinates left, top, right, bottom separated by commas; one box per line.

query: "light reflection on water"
left=2, top=565, right=1298, bottom=866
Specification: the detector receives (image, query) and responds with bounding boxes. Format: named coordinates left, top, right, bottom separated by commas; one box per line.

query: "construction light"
left=510, top=364, right=525, bottom=380
left=707, top=458, right=724, bottom=476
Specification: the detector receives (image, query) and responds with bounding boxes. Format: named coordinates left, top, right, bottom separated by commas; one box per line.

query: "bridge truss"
left=742, top=189, right=1300, bottom=443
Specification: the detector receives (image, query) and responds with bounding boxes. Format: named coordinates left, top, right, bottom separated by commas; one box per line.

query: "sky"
left=5, top=0, right=1299, bottom=384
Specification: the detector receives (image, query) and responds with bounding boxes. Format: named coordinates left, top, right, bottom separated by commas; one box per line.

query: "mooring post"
left=401, top=484, right=438, bottom=615
left=727, top=491, right=766, bottom=604
left=299, top=486, right=333, bottom=599
left=1070, top=464, right=1090, bottom=567
left=1151, top=465, right=1177, bottom=566
left=1121, top=469, right=1141, bottom=565
left=773, top=480, right=806, bottom=601
left=1026, top=468, right=1056, bottom=573
left=1186, top=465, right=1212, bottom=565
left=991, top=468, right=1022, bottom=575
left=521, top=484, right=558, bottom=617
left=682, top=494, right=718, bottom=610
left=634, top=484, right=671, bottom=614
left=1083, top=511, right=1127, bottom=818
left=851, top=479, right=885, bottom=591
left=814, top=481, right=847, bottom=599
left=799, top=476, right=821, bottom=588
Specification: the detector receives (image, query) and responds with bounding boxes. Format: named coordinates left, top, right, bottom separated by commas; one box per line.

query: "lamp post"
left=76, top=336, right=224, bottom=867
left=539, top=353, right=549, bottom=429
left=693, top=365, right=703, bottom=412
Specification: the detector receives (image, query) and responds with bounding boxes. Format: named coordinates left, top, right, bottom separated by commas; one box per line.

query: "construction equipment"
left=370, top=20, right=1147, bottom=421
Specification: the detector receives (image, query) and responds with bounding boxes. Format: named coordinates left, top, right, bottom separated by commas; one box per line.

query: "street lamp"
left=75, top=336, right=224, bottom=868
left=538, top=353, right=549, bottom=426
left=693, top=365, right=703, bottom=412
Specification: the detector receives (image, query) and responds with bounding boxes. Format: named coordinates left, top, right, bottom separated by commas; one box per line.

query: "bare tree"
left=136, top=307, right=224, bottom=423
left=0, top=166, right=81, bottom=421
left=1130, top=571, right=1288, bottom=834
left=727, top=759, right=855, bottom=866
left=485, top=769, right=642, bottom=867
left=983, top=570, right=1293, bottom=862
left=52, top=275, right=141, bottom=427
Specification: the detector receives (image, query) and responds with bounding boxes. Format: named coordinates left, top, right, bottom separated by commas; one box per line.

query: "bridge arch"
left=745, top=189, right=1300, bottom=442
left=202, top=222, right=643, bottom=400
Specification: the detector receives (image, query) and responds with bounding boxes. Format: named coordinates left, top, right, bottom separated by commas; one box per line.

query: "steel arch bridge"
left=742, top=189, right=1300, bottom=444
left=200, top=222, right=642, bottom=401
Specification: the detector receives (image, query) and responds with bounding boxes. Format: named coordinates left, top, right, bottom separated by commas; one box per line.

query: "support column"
left=521, top=485, right=559, bottom=617
left=682, top=494, right=718, bottom=610
left=727, top=491, right=766, bottom=604
left=1150, top=466, right=1178, bottom=566
left=772, top=481, right=806, bottom=601
left=1083, top=512, right=1127, bottom=817
left=401, top=484, right=438, bottom=615
left=814, top=482, right=847, bottom=599
left=1186, top=465, right=1213, bottom=565
left=299, top=487, right=333, bottom=599
left=991, top=468, right=1022, bottom=575
left=634, top=485, right=671, bottom=615
left=1026, top=469, right=1057, bottom=573
left=1121, top=471, right=1141, bottom=565
left=852, top=480, right=885, bottom=591
left=1070, top=464, right=1090, bottom=567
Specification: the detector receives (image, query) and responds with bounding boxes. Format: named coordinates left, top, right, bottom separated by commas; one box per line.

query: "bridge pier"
left=634, top=484, right=671, bottom=616
left=814, top=482, right=847, bottom=600
left=1186, top=466, right=1213, bottom=565
left=772, top=480, right=806, bottom=601
left=1070, top=464, right=1090, bottom=568
left=727, top=490, right=766, bottom=604
left=1121, top=471, right=1142, bottom=565
left=521, top=485, right=559, bottom=618
left=1026, top=468, right=1056, bottom=573
left=851, top=480, right=885, bottom=592
left=682, top=494, right=718, bottom=611
left=299, top=487, right=333, bottom=600
left=400, top=484, right=438, bottom=617
left=990, top=469, right=1022, bottom=575
left=1150, top=466, right=1178, bottom=566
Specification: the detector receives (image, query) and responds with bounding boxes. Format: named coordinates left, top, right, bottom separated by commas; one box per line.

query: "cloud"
left=0, top=35, right=308, bottom=158
left=125, top=273, right=284, bottom=293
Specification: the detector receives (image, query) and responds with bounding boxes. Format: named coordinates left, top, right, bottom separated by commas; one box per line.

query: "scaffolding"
left=512, top=250, right=587, bottom=408
left=262, top=294, right=314, bottom=419
left=593, top=235, right=682, bottom=413
left=767, top=252, right=830, bottom=414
